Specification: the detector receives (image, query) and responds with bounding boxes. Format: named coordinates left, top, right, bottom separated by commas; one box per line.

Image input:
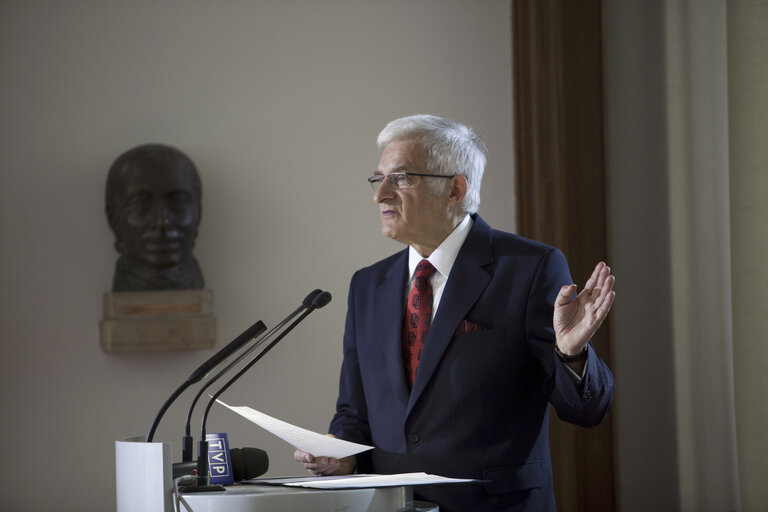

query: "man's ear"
left=447, top=174, right=468, bottom=206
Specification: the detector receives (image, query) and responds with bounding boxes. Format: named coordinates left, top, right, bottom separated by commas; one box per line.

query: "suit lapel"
left=375, top=250, right=411, bottom=408
left=407, top=216, right=495, bottom=415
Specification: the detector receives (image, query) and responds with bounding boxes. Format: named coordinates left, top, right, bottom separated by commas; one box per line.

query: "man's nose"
left=373, top=179, right=395, bottom=203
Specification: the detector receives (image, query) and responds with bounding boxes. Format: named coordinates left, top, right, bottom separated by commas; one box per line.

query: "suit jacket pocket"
left=452, top=326, right=504, bottom=343
left=454, top=319, right=488, bottom=335
left=482, top=461, right=547, bottom=495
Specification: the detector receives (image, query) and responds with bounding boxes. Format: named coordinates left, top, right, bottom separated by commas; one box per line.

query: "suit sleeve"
left=525, top=248, right=614, bottom=427
left=328, top=271, right=373, bottom=446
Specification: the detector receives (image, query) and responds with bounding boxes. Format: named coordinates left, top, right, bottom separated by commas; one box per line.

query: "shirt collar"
left=408, top=214, right=473, bottom=280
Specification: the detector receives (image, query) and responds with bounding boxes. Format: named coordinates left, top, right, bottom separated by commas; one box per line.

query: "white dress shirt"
left=404, top=215, right=473, bottom=318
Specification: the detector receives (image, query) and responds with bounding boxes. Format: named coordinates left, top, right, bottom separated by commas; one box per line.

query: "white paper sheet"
left=281, top=472, right=477, bottom=489
left=216, top=399, right=373, bottom=459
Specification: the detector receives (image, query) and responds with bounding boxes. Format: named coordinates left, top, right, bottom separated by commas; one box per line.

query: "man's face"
left=374, top=139, right=456, bottom=254
left=111, top=163, right=200, bottom=269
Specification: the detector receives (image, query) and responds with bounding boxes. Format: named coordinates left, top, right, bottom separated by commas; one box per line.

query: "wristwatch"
left=554, top=344, right=588, bottom=362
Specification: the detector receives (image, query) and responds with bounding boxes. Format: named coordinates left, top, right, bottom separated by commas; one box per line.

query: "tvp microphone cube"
left=205, top=433, right=234, bottom=486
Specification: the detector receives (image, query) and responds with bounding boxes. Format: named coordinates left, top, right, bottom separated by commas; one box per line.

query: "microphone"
left=173, top=447, right=268, bottom=481
left=230, top=447, right=269, bottom=480
left=146, top=319, right=267, bottom=442
left=190, top=290, right=333, bottom=490
left=312, top=290, right=333, bottom=309
left=181, top=289, right=323, bottom=461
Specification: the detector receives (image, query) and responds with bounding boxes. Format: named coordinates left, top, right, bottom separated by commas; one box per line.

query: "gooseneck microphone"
left=146, top=319, right=267, bottom=442
left=189, top=290, right=332, bottom=491
left=181, top=289, right=323, bottom=462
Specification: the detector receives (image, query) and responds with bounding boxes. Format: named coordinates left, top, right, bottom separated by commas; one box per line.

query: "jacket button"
left=407, top=433, right=420, bottom=443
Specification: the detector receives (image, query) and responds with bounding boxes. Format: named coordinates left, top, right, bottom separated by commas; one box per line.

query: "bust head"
left=106, top=143, right=204, bottom=291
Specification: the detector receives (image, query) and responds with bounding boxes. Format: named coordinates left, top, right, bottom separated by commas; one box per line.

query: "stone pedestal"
left=100, top=290, right=216, bottom=352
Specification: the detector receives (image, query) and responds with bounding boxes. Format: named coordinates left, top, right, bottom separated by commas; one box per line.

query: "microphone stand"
left=187, top=291, right=331, bottom=491
left=181, top=290, right=321, bottom=461
left=146, top=319, right=266, bottom=443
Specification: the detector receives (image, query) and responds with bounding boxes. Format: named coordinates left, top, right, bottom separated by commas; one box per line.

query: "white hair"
left=377, top=114, right=487, bottom=214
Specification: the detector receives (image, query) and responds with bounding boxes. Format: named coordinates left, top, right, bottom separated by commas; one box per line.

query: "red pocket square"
left=455, top=320, right=487, bottom=335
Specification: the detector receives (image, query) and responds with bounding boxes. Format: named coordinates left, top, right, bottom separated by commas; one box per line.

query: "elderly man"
left=295, top=115, right=615, bottom=511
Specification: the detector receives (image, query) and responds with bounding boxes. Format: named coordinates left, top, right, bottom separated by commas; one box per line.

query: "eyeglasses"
left=367, top=172, right=455, bottom=191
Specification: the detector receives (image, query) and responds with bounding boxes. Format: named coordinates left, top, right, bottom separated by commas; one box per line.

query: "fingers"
left=582, top=261, right=604, bottom=292
left=556, top=283, right=578, bottom=306
left=306, top=457, right=341, bottom=476
left=294, top=448, right=312, bottom=463
left=588, top=269, right=616, bottom=330
left=581, top=262, right=615, bottom=301
left=594, top=267, right=615, bottom=311
left=294, top=448, right=342, bottom=476
left=579, top=261, right=604, bottom=296
left=558, top=262, right=612, bottom=303
left=597, top=273, right=615, bottom=302
left=595, top=262, right=613, bottom=293
left=594, top=288, right=616, bottom=322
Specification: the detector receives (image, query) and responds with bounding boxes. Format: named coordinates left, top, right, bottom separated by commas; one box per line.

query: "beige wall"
left=0, top=2, right=515, bottom=510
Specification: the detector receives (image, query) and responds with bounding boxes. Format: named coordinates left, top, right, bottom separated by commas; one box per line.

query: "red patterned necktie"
left=402, top=259, right=436, bottom=389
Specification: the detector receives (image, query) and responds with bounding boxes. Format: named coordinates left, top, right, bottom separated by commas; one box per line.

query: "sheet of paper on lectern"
left=216, top=399, right=373, bottom=459
left=281, top=472, right=478, bottom=489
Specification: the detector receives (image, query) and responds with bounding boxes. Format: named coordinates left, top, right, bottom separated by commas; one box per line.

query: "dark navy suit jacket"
left=329, top=215, right=614, bottom=512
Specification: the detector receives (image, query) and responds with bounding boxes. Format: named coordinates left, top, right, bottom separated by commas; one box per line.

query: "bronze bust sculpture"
left=106, top=143, right=204, bottom=291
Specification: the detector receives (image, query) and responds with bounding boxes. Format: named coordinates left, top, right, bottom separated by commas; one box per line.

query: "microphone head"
left=302, top=289, right=323, bottom=309
left=312, top=291, right=332, bottom=309
left=185, top=320, right=266, bottom=384
left=230, top=447, right=269, bottom=481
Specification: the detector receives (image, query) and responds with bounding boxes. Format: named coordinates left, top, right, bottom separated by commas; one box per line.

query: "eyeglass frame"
left=367, top=171, right=456, bottom=191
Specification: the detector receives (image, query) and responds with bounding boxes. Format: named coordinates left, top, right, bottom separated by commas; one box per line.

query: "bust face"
left=108, top=155, right=201, bottom=269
